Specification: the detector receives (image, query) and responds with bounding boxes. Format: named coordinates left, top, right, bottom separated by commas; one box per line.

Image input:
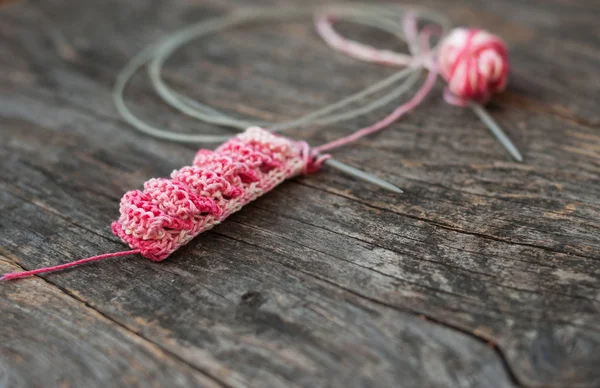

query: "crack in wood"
left=294, top=181, right=600, bottom=262
left=212, top=231, right=524, bottom=387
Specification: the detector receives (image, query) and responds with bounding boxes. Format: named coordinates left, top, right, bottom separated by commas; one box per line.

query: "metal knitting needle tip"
left=323, top=158, right=404, bottom=194
left=471, top=103, right=523, bottom=163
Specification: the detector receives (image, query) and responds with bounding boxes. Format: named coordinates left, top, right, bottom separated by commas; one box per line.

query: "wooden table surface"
left=1, top=0, right=599, bottom=387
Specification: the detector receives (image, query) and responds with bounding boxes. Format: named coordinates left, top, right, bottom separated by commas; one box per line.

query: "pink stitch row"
left=111, top=127, right=307, bottom=261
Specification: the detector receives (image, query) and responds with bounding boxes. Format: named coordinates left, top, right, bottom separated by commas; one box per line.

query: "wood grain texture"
left=0, top=0, right=599, bottom=387
left=0, top=257, right=220, bottom=387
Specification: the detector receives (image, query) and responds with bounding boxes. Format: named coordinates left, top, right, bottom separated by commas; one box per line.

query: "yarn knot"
left=438, top=28, right=509, bottom=107
left=297, top=141, right=330, bottom=175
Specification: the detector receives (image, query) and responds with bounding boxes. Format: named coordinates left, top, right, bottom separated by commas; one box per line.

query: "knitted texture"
left=111, top=127, right=306, bottom=261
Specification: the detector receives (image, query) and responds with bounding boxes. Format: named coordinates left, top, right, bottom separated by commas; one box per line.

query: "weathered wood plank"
left=0, top=256, right=221, bottom=387
left=1, top=0, right=599, bottom=387
left=0, top=189, right=516, bottom=388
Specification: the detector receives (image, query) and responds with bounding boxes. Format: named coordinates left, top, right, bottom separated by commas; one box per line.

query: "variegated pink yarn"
left=438, top=28, right=509, bottom=106
left=112, top=127, right=309, bottom=261
left=315, top=12, right=509, bottom=107
left=2, top=10, right=513, bottom=282
left=2, top=127, right=320, bottom=280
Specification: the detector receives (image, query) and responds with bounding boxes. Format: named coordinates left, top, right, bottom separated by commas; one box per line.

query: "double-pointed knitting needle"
left=471, top=103, right=523, bottom=162
left=323, top=158, right=404, bottom=194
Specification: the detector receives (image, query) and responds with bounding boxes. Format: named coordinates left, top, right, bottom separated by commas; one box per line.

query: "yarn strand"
left=113, top=5, right=451, bottom=143
left=313, top=23, right=440, bottom=153
left=1, top=250, right=140, bottom=281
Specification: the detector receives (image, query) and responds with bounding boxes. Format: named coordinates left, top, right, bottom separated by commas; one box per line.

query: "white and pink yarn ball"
left=438, top=28, right=509, bottom=104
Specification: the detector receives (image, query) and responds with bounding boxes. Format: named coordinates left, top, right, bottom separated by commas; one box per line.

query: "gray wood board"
left=1, top=0, right=599, bottom=387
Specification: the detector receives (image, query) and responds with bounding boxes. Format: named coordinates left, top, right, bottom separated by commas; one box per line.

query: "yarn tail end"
left=2, top=272, right=30, bottom=281
left=1, top=249, right=141, bottom=281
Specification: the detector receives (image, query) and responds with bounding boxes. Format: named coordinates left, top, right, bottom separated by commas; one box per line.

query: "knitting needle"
left=323, top=158, right=404, bottom=193
left=471, top=103, right=523, bottom=162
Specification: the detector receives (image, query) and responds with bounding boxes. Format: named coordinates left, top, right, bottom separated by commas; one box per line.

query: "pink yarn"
left=315, top=12, right=509, bottom=108
left=2, top=128, right=316, bottom=279
left=0, top=250, right=141, bottom=281
left=313, top=12, right=439, bottom=154
left=110, top=13, right=447, bottom=262
left=314, top=13, right=420, bottom=68
left=438, top=28, right=509, bottom=106
left=109, top=22, right=510, bottom=263
left=2, top=13, right=512, bottom=281
left=111, top=127, right=309, bottom=261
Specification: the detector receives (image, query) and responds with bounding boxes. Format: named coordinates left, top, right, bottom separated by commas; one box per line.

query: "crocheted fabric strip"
left=112, top=127, right=306, bottom=261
